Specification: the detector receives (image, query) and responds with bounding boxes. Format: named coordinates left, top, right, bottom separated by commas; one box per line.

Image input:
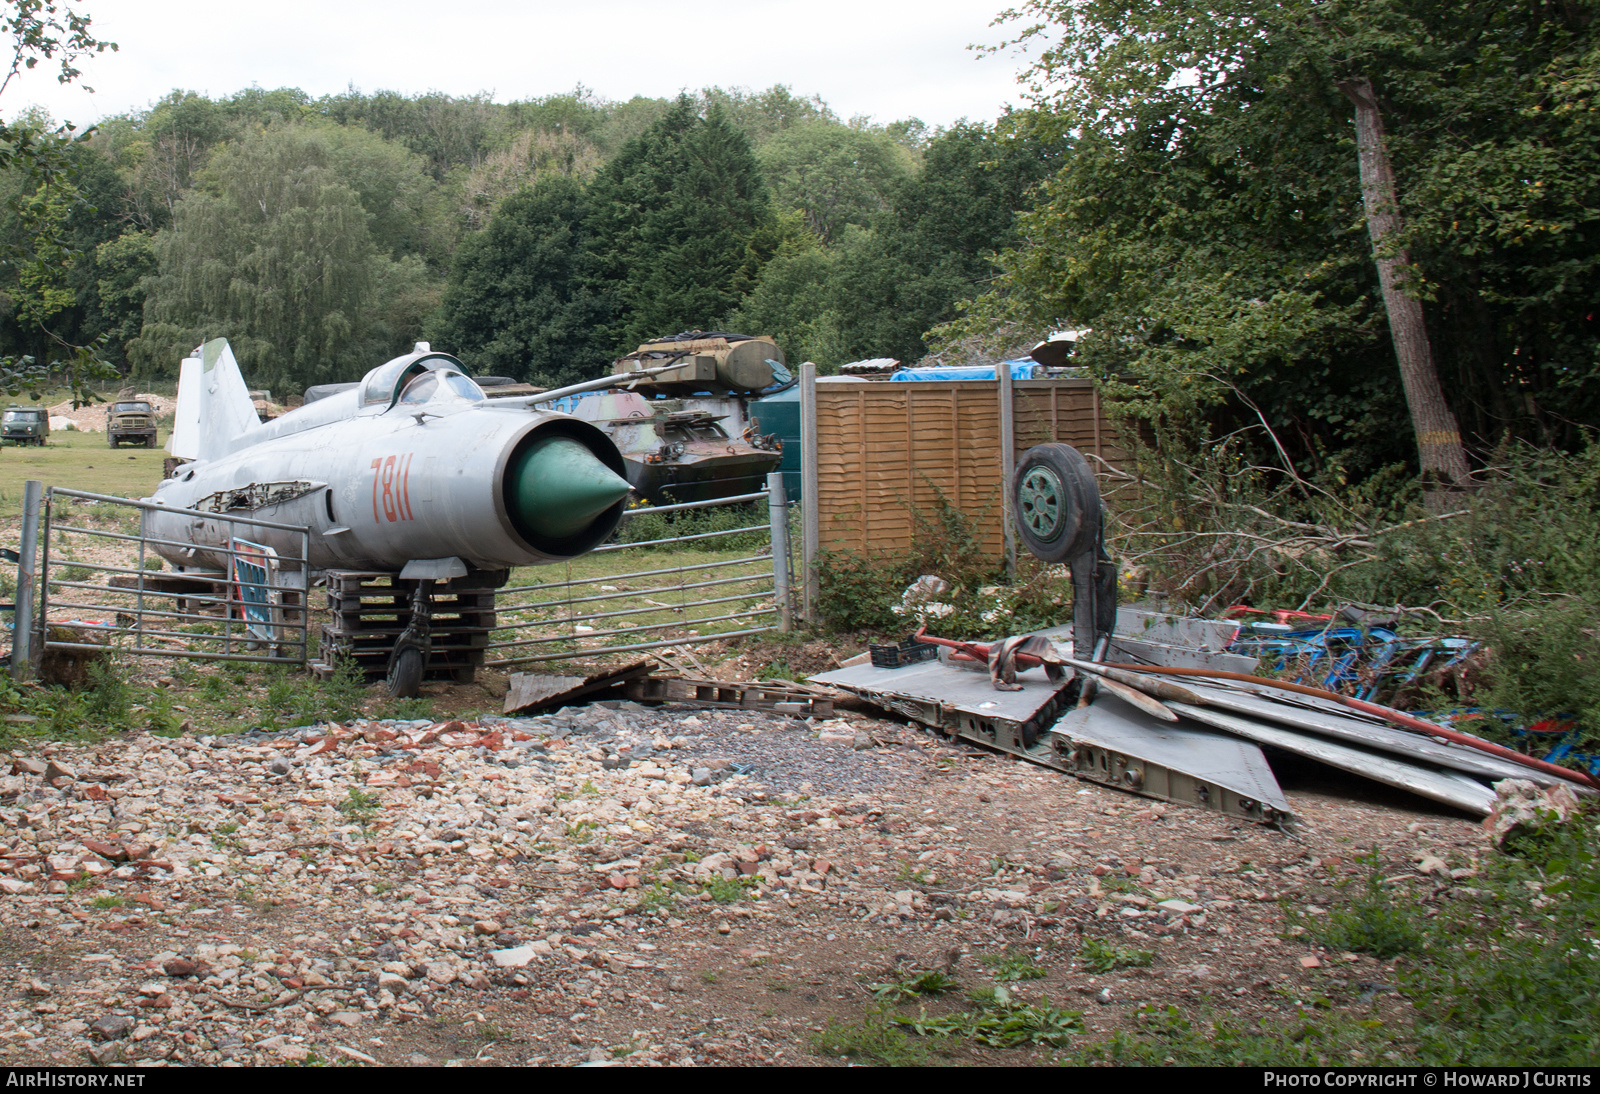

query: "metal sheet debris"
left=823, top=614, right=1534, bottom=825
left=1177, top=680, right=1560, bottom=786
left=1114, top=607, right=1244, bottom=653
left=810, top=660, right=1072, bottom=755
left=1038, top=609, right=1260, bottom=674
left=1166, top=701, right=1498, bottom=815
left=1050, top=703, right=1293, bottom=826
left=504, top=660, right=654, bottom=715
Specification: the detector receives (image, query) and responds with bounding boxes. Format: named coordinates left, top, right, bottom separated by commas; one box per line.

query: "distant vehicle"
left=2, top=406, right=48, bottom=446
left=106, top=401, right=158, bottom=448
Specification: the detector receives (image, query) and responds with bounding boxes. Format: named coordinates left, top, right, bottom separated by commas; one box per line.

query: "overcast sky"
left=2, top=0, right=1039, bottom=129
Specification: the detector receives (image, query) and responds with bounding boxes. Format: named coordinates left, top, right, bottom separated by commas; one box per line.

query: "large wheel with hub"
left=386, top=646, right=424, bottom=698
left=1012, top=443, right=1102, bottom=563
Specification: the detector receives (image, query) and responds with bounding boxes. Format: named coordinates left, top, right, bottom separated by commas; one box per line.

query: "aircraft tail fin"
left=167, top=339, right=261, bottom=461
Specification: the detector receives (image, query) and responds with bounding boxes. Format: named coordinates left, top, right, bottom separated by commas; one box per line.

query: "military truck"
left=2, top=406, right=48, bottom=446
left=106, top=400, right=158, bottom=448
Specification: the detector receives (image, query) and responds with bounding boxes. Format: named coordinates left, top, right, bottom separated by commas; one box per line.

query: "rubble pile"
left=0, top=697, right=1490, bottom=1066
left=0, top=704, right=921, bottom=1065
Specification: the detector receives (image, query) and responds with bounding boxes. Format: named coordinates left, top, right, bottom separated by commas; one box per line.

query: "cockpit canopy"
left=358, top=346, right=486, bottom=410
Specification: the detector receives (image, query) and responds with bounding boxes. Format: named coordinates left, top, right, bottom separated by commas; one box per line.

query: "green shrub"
left=814, top=483, right=1076, bottom=638
left=82, top=658, right=131, bottom=727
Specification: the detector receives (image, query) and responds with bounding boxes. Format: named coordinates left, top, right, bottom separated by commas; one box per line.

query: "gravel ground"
left=0, top=698, right=1486, bottom=1066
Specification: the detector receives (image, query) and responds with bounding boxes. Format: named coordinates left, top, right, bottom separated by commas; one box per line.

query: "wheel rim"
left=1019, top=466, right=1065, bottom=540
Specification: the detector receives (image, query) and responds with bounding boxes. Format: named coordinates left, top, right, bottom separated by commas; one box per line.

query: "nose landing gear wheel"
left=386, top=646, right=424, bottom=698
left=386, top=576, right=435, bottom=698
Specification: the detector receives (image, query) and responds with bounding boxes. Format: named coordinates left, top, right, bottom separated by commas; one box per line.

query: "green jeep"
left=2, top=406, right=48, bottom=446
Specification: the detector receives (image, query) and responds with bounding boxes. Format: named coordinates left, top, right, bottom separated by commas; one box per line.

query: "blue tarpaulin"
left=889, top=360, right=1044, bottom=382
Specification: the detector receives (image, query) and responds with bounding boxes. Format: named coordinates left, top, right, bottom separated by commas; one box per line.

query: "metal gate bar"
left=39, top=487, right=313, bottom=666
left=497, top=554, right=769, bottom=601
left=586, top=523, right=768, bottom=553
left=487, top=478, right=789, bottom=667
left=497, top=572, right=769, bottom=616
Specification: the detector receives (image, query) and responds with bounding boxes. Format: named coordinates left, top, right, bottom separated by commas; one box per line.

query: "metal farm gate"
left=485, top=474, right=793, bottom=667
left=36, top=487, right=311, bottom=667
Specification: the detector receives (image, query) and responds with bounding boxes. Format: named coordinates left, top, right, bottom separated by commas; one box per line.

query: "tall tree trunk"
left=1339, top=77, right=1473, bottom=509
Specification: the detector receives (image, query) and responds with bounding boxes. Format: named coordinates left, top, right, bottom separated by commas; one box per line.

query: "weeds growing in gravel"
left=897, top=986, right=1083, bottom=1048
left=1074, top=818, right=1600, bottom=1066
left=812, top=1007, right=929, bottom=1066
left=894, top=861, right=930, bottom=884
left=868, top=968, right=960, bottom=1001
left=1288, top=851, right=1421, bottom=959
left=981, top=948, right=1048, bottom=982
left=337, top=787, right=382, bottom=831
left=1078, top=937, right=1155, bottom=973
left=1097, top=874, right=1144, bottom=894
left=1073, top=1004, right=1385, bottom=1066
left=378, top=696, right=432, bottom=721
left=702, top=875, right=758, bottom=903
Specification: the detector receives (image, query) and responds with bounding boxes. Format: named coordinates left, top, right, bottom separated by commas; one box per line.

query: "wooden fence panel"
left=813, top=378, right=1131, bottom=559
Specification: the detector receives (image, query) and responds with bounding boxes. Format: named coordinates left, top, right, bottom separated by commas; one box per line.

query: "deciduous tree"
left=584, top=96, right=776, bottom=353
left=430, top=175, right=610, bottom=386
left=969, top=0, right=1600, bottom=483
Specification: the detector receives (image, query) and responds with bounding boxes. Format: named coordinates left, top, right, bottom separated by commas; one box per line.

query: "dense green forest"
left=0, top=83, right=1052, bottom=394
left=958, top=0, right=1600, bottom=478
left=1, top=0, right=1595, bottom=483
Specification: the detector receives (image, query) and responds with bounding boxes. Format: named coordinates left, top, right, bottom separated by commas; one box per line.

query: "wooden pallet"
left=623, top=675, right=834, bottom=718
left=308, top=568, right=508, bottom=685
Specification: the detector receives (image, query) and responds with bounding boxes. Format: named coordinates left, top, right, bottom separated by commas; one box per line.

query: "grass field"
left=0, top=427, right=168, bottom=519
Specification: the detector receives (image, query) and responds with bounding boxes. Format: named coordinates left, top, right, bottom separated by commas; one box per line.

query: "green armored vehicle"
left=106, top=400, right=158, bottom=448
left=2, top=406, right=48, bottom=446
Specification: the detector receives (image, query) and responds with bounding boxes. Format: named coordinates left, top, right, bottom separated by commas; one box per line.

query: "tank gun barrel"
left=501, top=363, right=686, bottom=409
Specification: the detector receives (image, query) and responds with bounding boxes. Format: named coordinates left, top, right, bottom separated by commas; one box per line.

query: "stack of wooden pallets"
left=309, top=568, right=506, bottom=684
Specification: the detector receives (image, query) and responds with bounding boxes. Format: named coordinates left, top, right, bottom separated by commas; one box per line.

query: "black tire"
left=386, top=646, right=424, bottom=698
left=1011, top=443, right=1102, bottom=563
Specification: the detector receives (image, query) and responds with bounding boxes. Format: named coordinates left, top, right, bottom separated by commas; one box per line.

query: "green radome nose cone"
left=508, top=436, right=632, bottom=540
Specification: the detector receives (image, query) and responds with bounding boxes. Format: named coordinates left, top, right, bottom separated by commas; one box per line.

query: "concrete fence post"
left=766, top=472, right=791, bottom=632
left=12, top=480, right=42, bottom=681
left=799, top=362, right=819, bottom=623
